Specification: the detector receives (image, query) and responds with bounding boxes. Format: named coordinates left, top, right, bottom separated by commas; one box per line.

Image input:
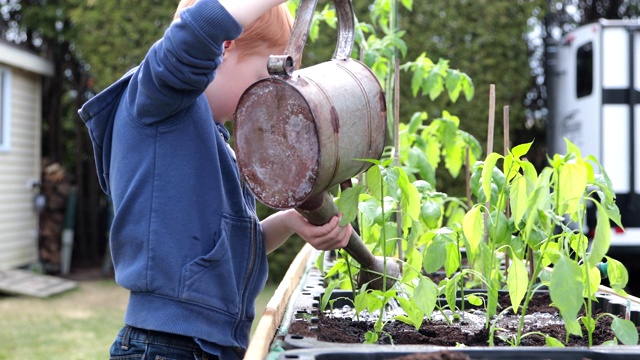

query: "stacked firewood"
left=39, top=161, right=72, bottom=273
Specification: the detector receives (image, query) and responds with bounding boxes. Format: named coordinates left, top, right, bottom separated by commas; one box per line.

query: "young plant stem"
left=514, top=228, right=555, bottom=346
left=465, top=148, right=472, bottom=210
left=484, top=84, right=496, bottom=246
left=489, top=306, right=514, bottom=346
left=388, top=0, right=403, bottom=260
left=580, top=220, right=595, bottom=346
left=378, top=168, right=389, bottom=293
left=344, top=251, right=360, bottom=321
left=503, top=106, right=510, bottom=276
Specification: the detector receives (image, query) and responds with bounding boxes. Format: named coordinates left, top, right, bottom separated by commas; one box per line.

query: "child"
left=78, top=0, right=352, bottom=359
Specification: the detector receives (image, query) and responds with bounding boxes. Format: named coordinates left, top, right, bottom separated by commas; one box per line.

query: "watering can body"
left=234, top=0, right=387, bottom=209
left=234, top=0, right=399, bottom=290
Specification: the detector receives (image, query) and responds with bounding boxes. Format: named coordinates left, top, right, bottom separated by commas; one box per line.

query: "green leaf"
left=605, top=256, right=629, bottom=293
left=444, top=241, right=461, bottom=277
left=564, top=138, right=583, bottom=158
left=586, top=154, right=617, bottom=208
left=486, top=274, right=501, bottom=318
left=408, top=148, right=436, bottom=187
left=521, top=161, right=538, bottom=185
left=414, top=276, right=438, bottom=318
left=586, top=201, right=611, bottom=267
left=426, top=71, right=444, bottom=100
left=382, top=168, right=400, bottom=201
left=581, top=264, right=601, bottom=299
left=320, top=280, right=343, bottom=311
left=467, top=294, right=483, bottom=306
left=511, top=141, right=532, bottom=159
left=395, top=296, right=425, bottom=330
left=444, top=274, right=458, bottom=312
left=611, top=317, right=639, bottom=345
left=336, top=185, right=366, bottom=226
left=545, top=336, right=565, bottom=347
left=407, top=111, right=427, bottom=134
left=359, top=196, right=381, bottom=226
left=401, top=247, right=422, bottom=284
left=506, top=251, right=528, bottom=314
left=510, top=175, right=529, bottom=228
left=423, top=239, right=446, bottom=273
left=581, top=316, right=599, bottom=335
left=411, top=66, right=425, bottom=97
left=366, top=165, right=383, bottom=200
left=397, top=168, right=421, bottom=228
left=462, top=205, right=484, bottom=253
left=557, top=157, right=587, bottom=218
left=482, top=153, right=502, bottom=202
left=550, top=254, right=584, bottom=336
left=462, top=74, right=475, bottom=101
left=445, top=70, right=462, bottom=103
left=354, top=290, right=369, bottom=315
left=444, top=142, right=461, bottom=179
left=364, top=331, right=378, bottom=344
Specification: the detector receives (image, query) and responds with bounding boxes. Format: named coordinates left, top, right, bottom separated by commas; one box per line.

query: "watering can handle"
left=295, top=191, right=377, bottom=269
left=267, top=0, right=355, bottom=76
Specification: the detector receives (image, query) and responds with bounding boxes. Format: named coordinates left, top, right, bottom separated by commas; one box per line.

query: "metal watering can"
left=234, top=0, right=400, bottom=290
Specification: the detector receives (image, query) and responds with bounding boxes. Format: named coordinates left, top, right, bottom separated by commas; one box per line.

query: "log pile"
left=39, top=161, right=72, bottom=274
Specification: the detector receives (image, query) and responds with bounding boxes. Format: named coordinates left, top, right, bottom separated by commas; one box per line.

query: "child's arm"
left=219, top=0, right=287, bottom=27
left=128, top=0, right=287, bottom=125
left=261, top=209, right=352, bottom=254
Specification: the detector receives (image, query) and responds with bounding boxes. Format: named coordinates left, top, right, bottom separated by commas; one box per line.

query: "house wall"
left=0, top=67, right=42, bottom=269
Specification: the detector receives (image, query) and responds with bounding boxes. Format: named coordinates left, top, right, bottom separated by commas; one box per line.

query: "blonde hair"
left=174, top=1, right=293, bottom=60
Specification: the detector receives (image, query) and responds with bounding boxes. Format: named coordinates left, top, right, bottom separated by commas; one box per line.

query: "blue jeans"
left=109, top=325, right=219, bottom=360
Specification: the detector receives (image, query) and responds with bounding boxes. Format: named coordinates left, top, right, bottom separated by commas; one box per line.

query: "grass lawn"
left=0, top=277, right=277, bottom=359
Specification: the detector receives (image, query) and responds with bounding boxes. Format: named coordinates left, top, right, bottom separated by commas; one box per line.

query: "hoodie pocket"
left=179, top=214, right=252, bottom=315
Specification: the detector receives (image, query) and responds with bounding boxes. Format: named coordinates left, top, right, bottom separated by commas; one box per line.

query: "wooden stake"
left=503, top=105, right=510, bottom=161
left=484, top=85, right=496, bottom=246
left=487, top=84, right=496, bottom=155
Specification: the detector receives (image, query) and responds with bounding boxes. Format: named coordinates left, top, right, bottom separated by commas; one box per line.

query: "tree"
left=2, top=0, right=638, bottom=269
left=1, top=0, right=177, bottom=267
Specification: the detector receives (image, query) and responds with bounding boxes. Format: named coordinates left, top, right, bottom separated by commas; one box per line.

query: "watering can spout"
left=296, top=192, right=401, bottom=290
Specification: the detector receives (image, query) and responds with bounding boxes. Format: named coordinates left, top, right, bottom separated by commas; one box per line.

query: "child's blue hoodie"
left=78, top=0, right=268, bottom=356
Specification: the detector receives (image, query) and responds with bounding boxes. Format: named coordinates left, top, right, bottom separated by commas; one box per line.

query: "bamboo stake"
left=484, top=85, right=496, bottom=245
left=487, top=85, right=496, bottom=155
left=480, top=85, right=496, bottom=290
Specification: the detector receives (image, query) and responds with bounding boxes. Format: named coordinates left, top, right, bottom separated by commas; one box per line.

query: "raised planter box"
left=246, top=246, right=640, bottom=359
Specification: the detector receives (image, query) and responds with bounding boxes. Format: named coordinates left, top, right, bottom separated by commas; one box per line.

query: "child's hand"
left=219, top=0, right=288, bottom=27
left=261, top=209, right=352, bottom=253
left=291, top=211, right=352, bottom=251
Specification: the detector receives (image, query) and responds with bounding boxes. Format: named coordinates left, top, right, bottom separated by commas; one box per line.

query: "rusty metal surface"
left=234, top=0, right=386, bottom=210
left=235, top=58, right=386, bottom=209
left=281, top=0, right=318, bottom=70
left=235, top=79, right=320, bottom=209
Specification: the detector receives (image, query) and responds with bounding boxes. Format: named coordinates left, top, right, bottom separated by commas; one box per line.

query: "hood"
left=78, top=68, right=136, bottom=195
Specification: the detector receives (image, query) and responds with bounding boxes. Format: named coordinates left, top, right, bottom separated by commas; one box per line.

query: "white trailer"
left=548, top=19, right=640, bottom=249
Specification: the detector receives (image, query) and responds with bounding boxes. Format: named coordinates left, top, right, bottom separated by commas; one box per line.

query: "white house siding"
left=0, top=67, right=42, bottom=269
